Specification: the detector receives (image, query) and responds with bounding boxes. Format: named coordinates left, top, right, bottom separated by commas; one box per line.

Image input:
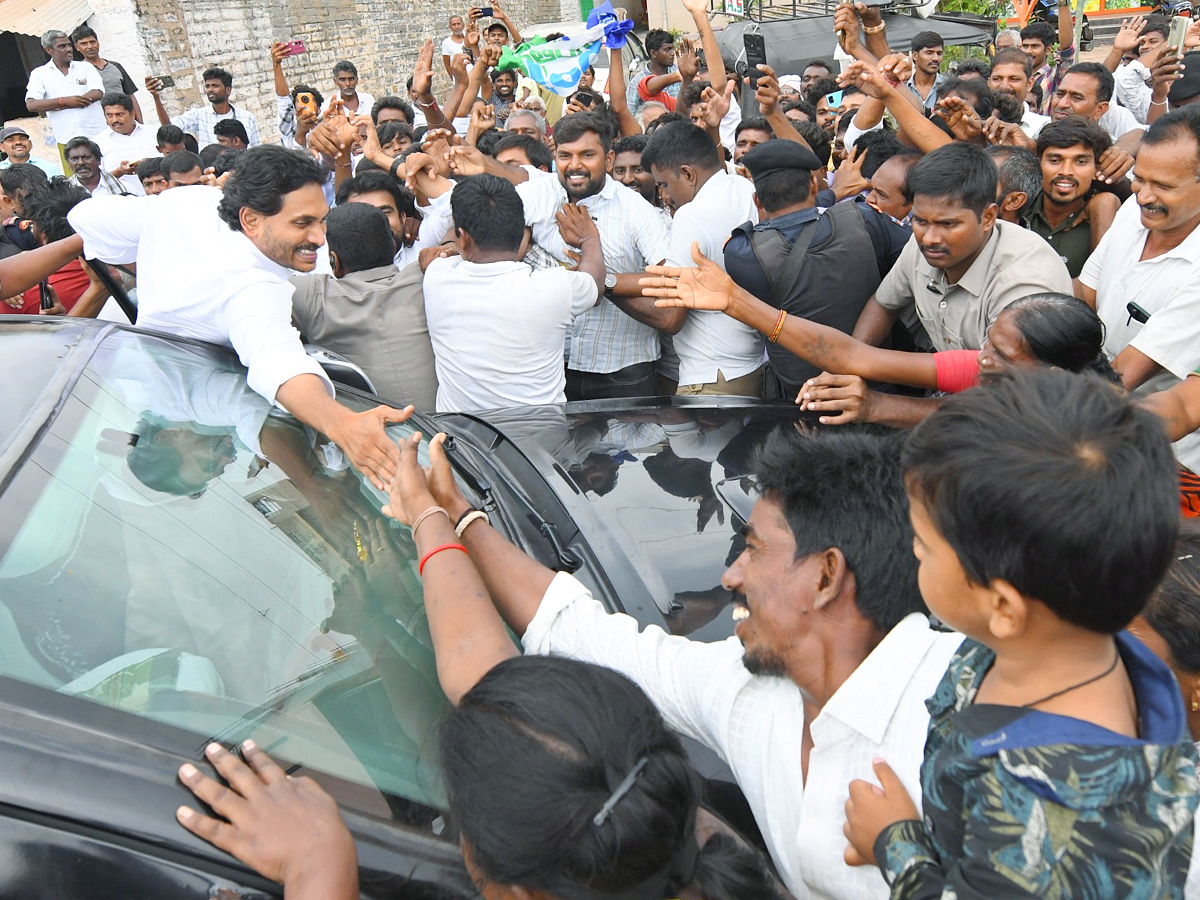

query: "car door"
left=0, top=325, right=481, bottom=898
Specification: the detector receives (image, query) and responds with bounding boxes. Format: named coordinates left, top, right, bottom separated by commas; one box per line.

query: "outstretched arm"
left=1141, top=376, right=1200, bottom=443
left=606, top=46, right=642, bottom=137
left=0, top=234, right=84, bottom=300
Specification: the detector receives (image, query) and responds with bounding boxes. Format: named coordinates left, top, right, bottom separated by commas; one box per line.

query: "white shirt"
left=668, top=172, right=763, bottom=385
left=94, top=122, right=161, bottom=196
left=523, top=572, right=964, bottom=900
left=321, top=90, right=376, bottom=118
left=25, top=59, right=106, bottom=142
left=422, top=256, right=599, bottom=412
left=441, top=36, right=466, bottom=60
left=1098, top=103, right=1144, bottom=142
left=1114, top=59, right=1152, bottom=124
left=516, top=174, right=670, bottom=373
left=176, top=104, right=262, bottom=147
left=1021, top=103, right=1051, bottom=139
left=0, top=156, right=62, bottom=176
left=67, top=187, right=332, bottom=404
left=1080, top=195, right=1200, bottom=472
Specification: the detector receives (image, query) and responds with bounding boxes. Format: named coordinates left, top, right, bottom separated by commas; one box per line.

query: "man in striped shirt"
left=145, top=67, right=261, bottom=148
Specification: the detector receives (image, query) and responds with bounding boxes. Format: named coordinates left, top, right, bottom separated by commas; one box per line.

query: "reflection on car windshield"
left=0, top=330, right=462, bottom=831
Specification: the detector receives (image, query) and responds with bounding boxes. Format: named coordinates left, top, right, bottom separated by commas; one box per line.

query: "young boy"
left=844, top=368, right=1199, bottom=898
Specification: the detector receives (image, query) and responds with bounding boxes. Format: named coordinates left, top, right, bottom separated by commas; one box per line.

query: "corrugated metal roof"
left=0, top=0, right=94, bottom=39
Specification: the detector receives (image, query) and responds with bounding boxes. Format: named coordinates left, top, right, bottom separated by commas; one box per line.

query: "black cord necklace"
left=1021, top=645, right=1121, bottom=709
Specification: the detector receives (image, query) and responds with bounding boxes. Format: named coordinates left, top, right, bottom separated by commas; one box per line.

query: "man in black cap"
left=722, top=139, right=910, bottom=398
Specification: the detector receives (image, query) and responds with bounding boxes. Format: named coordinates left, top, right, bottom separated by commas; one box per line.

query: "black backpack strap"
left=766, top=217, right=822, bottom=312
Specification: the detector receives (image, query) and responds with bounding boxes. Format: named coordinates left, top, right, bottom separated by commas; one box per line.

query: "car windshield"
left=0, top=329, right=469, bottom=832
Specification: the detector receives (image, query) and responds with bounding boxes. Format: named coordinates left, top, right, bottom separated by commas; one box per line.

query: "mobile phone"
left=743, top=33, right=768, bottom=87
left=285, top=39, right=306, bottom=56
left=295, top=92, right=318, bottom=118
left=1167, top=15, right=1189, bottom=58
left=478, top=6, right=495, bottom=16
left=151, top=74, right=175, bottom=88
left=39, top=280, right=53, bottom=310
left=825, top=89, right=844, bottom=108
left=1127, top=301, right=1151, bottom=325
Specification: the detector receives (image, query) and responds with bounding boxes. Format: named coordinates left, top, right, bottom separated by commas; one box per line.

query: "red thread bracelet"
left=419, top=543, right=468, bottom=575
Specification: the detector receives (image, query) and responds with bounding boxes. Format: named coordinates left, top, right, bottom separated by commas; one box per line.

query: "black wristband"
left=389, top=156, right=404, bottom=178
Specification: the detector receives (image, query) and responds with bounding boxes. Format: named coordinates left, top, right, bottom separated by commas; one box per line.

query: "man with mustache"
left=852, top=142, right=1072, bottom=352
left=1025, top=117, right=1121, bottom=277
left=146, top=66, right=262, bottom=148
left=987, top=47, right=1050, bottom=139
left=1077, top=106, right=1200, bottom=474
left=21, top=146, right=409, bottom=490
left=65, top=137, right=130, bottom=197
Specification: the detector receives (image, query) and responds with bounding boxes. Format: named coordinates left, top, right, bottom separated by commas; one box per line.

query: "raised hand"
left=144, top=75, right=165, bottom=93
left=834, top=3, right=861, bottom=52
left=1112, top=16, right=1146, bottom=54
left=470, top=102, right=496, bottom=133
left=877, top=53, right=913, bottom=85
left=935, top=95, right=983, bottom=142
left=270, top=41, right=291, bottom=65
left=832, top=144, right=870, bottom=201
left=677, top=38, right=700, bottom=80
left=555, top=202, right=599, bottom=249
left=412, top=39, right=436, bottom=97
left=754, top=63, right=781, bottom=116
left=837, top=60, right=891, bottom=101
left=639, top=242, right=737, bottom=312
left=479, top=43, right=502, bottom=68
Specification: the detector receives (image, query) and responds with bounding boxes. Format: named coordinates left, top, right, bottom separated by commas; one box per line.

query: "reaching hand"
left=1097, top=146, right=1134, bottom=184
left=450, top=53, right=470, bottom=84
left=176, top=741, right=358, bottom=899
left=797, top=373, right=877, bottom=424
left=677, top=38, right=700, bottom=80
left=682, top=0, right=710, bottom=16
left=935, top=96, right=983, bottom=142
left=470, top=102, right=496, bottom=135
left=877, top=53, right=913, bottom=85
left=1113, top=15, right=1147, bottom=53
left=754, top=63, right=781, bottom=116
left=330, top=404, right=414, bottom=490
left=842, top=758, right=920, bottom=867
left=639, top=242, right=737, bottom=312
left=465, top=20, right=481, bottom=49
left=446, top=143, right=488, bottom=176
left=270, top=41, right=291, bottom=65
left=982, top=115, right=1034, bottom=149
left=834, top=3, right=861, bottom=52
left=413, top=39, right=435, bottom=97
left=838, top=60, right=891, bottom=101
left=479, top=44, right=502, bottom=68
left=380, top=432, right=438, bottom=527
left=38, top=283, right=65, bottom=316
left=555, top=202, right=599, bottom=249
left=700, top=82, right=734, bottom=129
left=832, top=145, right=870, bottom=201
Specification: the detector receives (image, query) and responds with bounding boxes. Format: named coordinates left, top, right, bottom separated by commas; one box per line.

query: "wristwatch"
left=603, top=272, right=618, bottom=298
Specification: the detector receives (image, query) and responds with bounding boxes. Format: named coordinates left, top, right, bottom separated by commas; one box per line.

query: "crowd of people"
left=2, top=3, right=1200, bottom=898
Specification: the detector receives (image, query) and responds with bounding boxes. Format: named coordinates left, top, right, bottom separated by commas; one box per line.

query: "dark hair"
left=645, top=28, right=674, bottom=53
left=1064, top=62, right=1115, bottom=104
left=202, top=66, right=233, bottom=88
left=493, top=67, right=520, bottom=84
left=100, top=91, right=133, bottom=112
left=217, top=146, right=326, bottom=232
left=802, top=77, right=839, bottom=109
left=735, top=117, right=773, bottom=141
left=991, top=47, right=1033, bottom=78
left=903, top=368, right=1180, bottom=634
left=292, top=83, right=325, bottom=109
left=326, top=202, right=396, bottom=273
left=0, top=163, right=51, bottom=200
left=137, top=157, right=163, bottom=182
left=1141, top=105, right=1200, bottom=175
left=213, top=118, right=250, bottom=146
left=677, top=81, right=710, bottom=115
left=371, top=95, right=415, bottom=125
left=905, top=142, right=998, bottom=219
left=645, top=111, right=689, bottom=134
left=64, top=136, right=102, bottom=162
left=19, top=177, right=90, bottom=243
left=852, top=128, right=903, bottom=180
left=69, top=24, right=97, bottom=43
left=336, top=168, right=419, bottom=217
left=553, top=111, right=614, bottom=154
left=450, top=174, right=525, bottom=252
left=1140, top=14, right=1171, bottom=40
left=956, top=57, right=992, bottom=79
left=213, top=149, right=244, bottom=178
left=442, top=655, right=786, bottom=900
left=753, top=169, right=811, bottom=214
left=803, top=58, right=832, bottom=74
left=794, top=121, right=832, bottom=166
left=377, top=120, right=415, bottom=149
left=911, top=30, right=945, bottom=52
left=781, top=98, right=818, bottom=122
left=475, top=127, right=504, bottom=157
left=988, top=145, right=1041, bottom=218
left=1144, top=521, right=1200, bottom=673
left=332, top=60, right=358, bottom=78
left=1020, top=21, right=1056, bottom=46
left=938, top=75, right=995, bottom=119
left=1036, top=115, right=1111, bottom=162
left=642, top=121, right=722, bottom=174
left=199, top=143, right=226, bottom=169
left=1004, top=292, right=1116, bottom=381
left=753, top=427, right=925, bottom=631
left=612, top=133, right=649, bottom=157
left=156, top=124, right=185, bottom=147
left=183, top=133, right=199, bottom=154
left=493, top=132, right=553, bottom=170
left=993, top=94, right=1025, bottom=124
left=161, top=149, right=203, bottom=178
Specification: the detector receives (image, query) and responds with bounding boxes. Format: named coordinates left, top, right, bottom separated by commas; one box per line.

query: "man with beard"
left=853, top=142, right=1072, bottom=351
left=987, top=47, right=1050, bottom=139
left=65, top=137, right=130, bottom=196
left=1025, top=117, right=1120, bottom=277
left=24, top=146, right=408, bottom=489
left=449, top=112, right=671, bottom=399
left=611, top=134, right=658, bottom=205
left=146, top=66, right=262, bottom=148
left=489, top=67, right=518, bottom=125
left=322, top=60, right=374, bottom=119
left=408, top=423, right=963, bottom=900
left=1078, top=106, right=1200, bottom=473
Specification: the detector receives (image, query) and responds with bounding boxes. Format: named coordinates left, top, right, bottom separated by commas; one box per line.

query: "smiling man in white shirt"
left=94, top=92, right=161, bottom=196
left=642, top=121, right=762, bottom=397
left=421, top=424, right=962, bottom=900
left=60, top=145, right=408, bottom=488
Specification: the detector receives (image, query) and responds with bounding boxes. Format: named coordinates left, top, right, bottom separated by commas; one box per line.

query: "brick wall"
left=126, top=0, right=582, bottom=145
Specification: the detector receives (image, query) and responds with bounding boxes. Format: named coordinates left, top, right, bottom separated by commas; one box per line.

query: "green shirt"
left=1024, top=193, right=1092, bottom=278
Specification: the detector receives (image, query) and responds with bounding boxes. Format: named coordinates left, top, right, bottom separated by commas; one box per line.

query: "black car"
left=0, top=318, right=805, bottom=898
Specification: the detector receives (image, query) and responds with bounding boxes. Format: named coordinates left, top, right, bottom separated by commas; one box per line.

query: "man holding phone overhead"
left=145, top=67, right=262, bottom=147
